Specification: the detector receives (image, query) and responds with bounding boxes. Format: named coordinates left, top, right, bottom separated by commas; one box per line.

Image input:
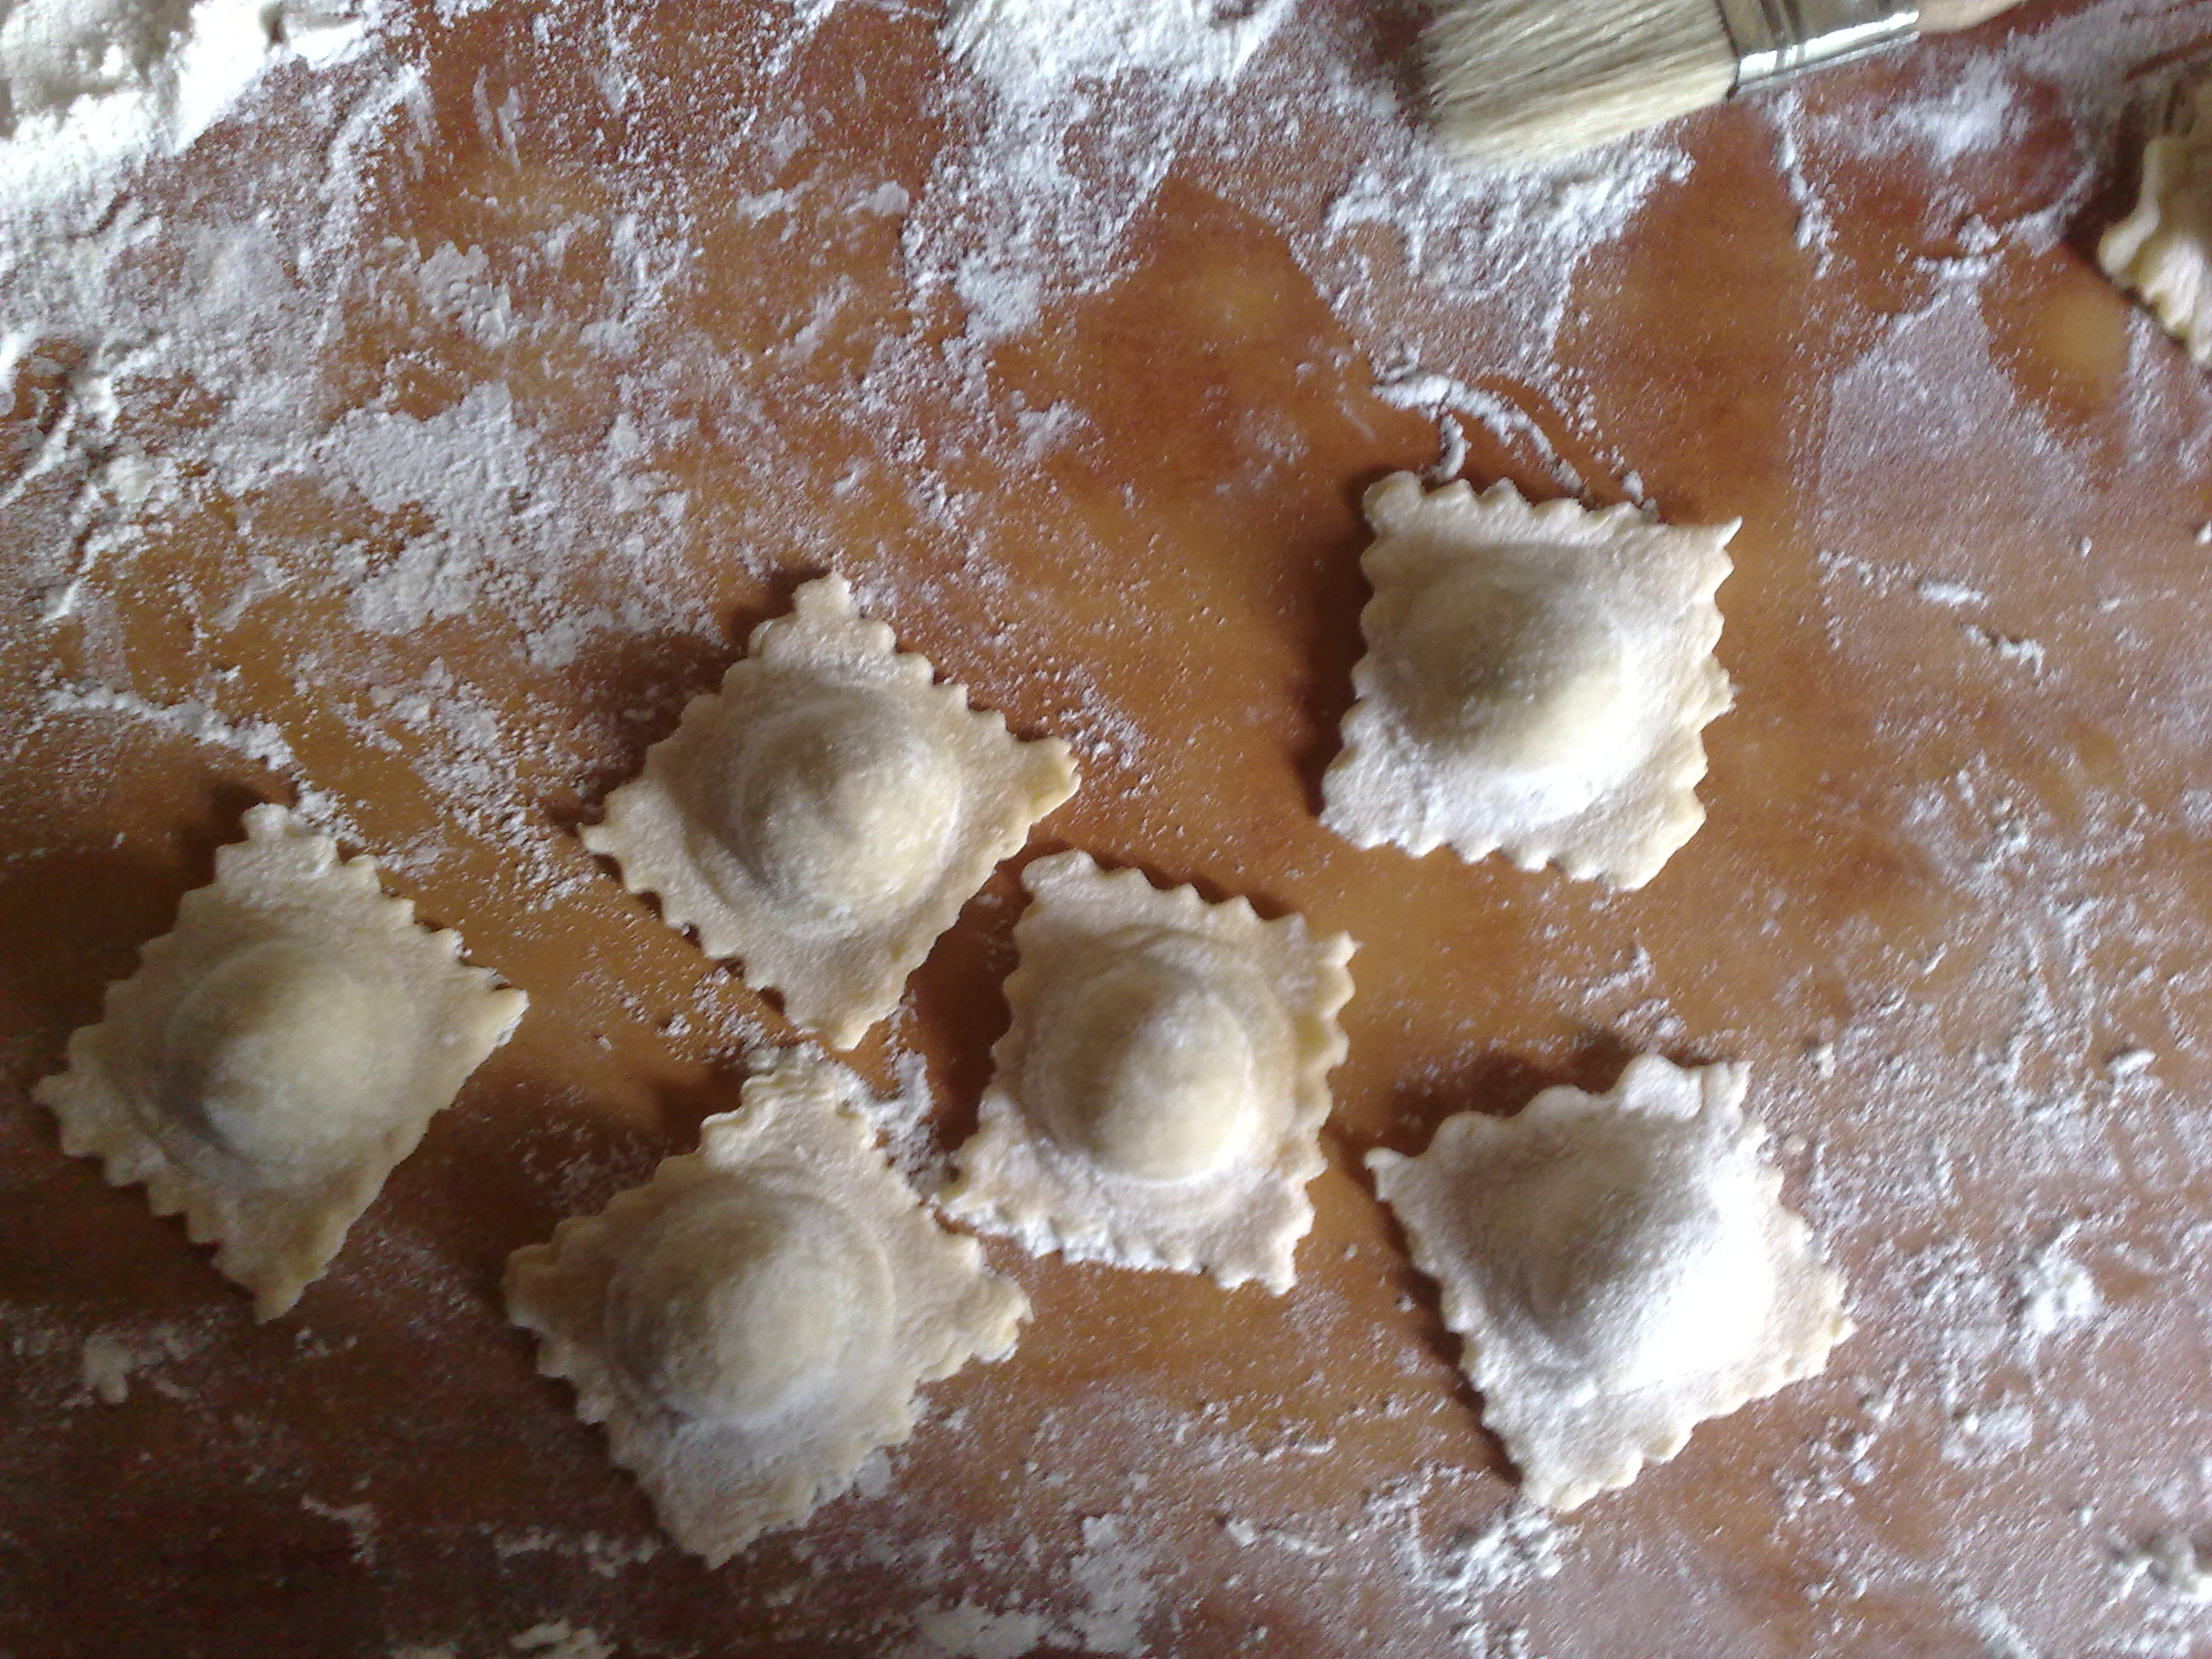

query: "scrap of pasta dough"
left=2101, top=80, right=2212, bottom=365
left=1321, top=472, right=1734, bottom=888
left=507, top=1048, right=1029, bottom=1564
left=943, top=851, right=1355, bottom=1295
left=582, top=575, right=1078, bottom=1050
left=33, top=804, right=526, bottom=1319
left=1367, top=1055, right=1849, bottom=1511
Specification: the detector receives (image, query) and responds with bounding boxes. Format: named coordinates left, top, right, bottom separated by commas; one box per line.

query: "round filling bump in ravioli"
left=150, top=940, right=394, bottom=1186
left=507, top=1049, right=1029, bottom=1566
left=1383, top=558, right=1638, bottom=809
left=582, top=575, right=1078, bottom=1050
left=710, top=684, right=963, bottom=925
left=1509, top=1129, right=1778, bottom=1397
left=944, top=852, right=1355, bottom=1295
left=33, top=804, right=527, bottom=1318
left=603, top=1179, right=894, bottom=1426
left=1323, top=471, right=1735, bottom=889
left=1023, top=932, right=1284, bottom=1185
left=1367, top=1055, right=1850, bottom=1511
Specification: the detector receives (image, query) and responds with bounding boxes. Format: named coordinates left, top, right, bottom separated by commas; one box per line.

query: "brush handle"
left=1716, top=0, right=1918, bottom=93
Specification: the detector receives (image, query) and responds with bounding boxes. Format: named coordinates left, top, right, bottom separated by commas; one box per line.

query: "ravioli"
left=507, top=1048, right=1029, bottom=1564
left=1368, top=1055, right=1848, bottom=1510
left=33, top=803, right=527, bottom=1318
left=582, top=575, right=1079, bottom=1049
left=2101, top=79, right=2212, bottom=365
left=944, top=852, right=1355, bottom=1295
left=1321, top=471, right=1733, bottom=888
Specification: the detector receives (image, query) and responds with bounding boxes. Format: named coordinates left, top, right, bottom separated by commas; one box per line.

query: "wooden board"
left=5, top=0, right=2212, bottom=1653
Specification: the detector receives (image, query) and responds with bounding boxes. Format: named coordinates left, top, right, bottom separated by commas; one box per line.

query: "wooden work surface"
left=5, top=0, right=2212, bottom=1654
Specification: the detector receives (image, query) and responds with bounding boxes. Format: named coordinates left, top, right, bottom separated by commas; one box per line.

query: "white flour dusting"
left=300, top=1494, right=380, bottom=1565
left=2014, top=1228, right=2102, bottom=1341
left=899, top=1601, right=1053, bottom=1659
left=76, top=1330, right=135, bottom=1403
left=870, top=1045, right=954, bottom=1196
left=886, top=1507, right=1161, bottom=1656
left=946, top=0, right=1290, bottom=92
left=491, top=1527, right=663, bottom=1580
left=917, top=0, right=1695, bottom=486
left=2117, top=1533, right=2212, bottom=1601
left=38, top=681, right=354, bottom=830
left=508, top=1624, right=615, bottom=1659
left=917, top=0, right=1292, bottom=343
left=75, top=1319, right=209, bottom=1403
left=43, top=681, right=300, bottom=773
left=0, top=0, right=370, bottom=207
left=1372, top=1483, right=1569, bottom=1647
left=398, top=1625, right=618, bottom=1659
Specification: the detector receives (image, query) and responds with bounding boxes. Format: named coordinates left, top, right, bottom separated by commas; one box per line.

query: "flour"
left=1963, top=1598, right=2041, bottom=1659
left=1066, top=1513, right=1157, bottom=1655
left=917, top=0, right=1694, bottom=453
left=945, top=0, right=1290, bottom=94
left=0, top=0, right=370, bottom=209
left=916, top=0, right=1292, bottom=341
left=317, top=381, right=538, bottom=524
left=899, top=1602, right=1054, bottom=1659
left=1376, top=1486, right=1569, bottom=1611
left=38, top=681, right=354, bottom=831
left=77, top=1330, right=134, bottom=1403
left=1772, top=0, right=2212, bottom=281
left=888, top=1509, right=1161, bottom=1658
left=2107, top=1045, right=2157, bottom=1079
left=1917, top=578, right=1990, bottom=609
left=1849, top=53, right=2032, bottom=170
left=2014, top=1229, right=2101, bottom=1341
left=75, top=1319, right=207, bottom=1403
left=870, top=1045, right=952, bottom=1196
left=2117, top=1533, right=2212, bottom=1601
left=301, top=1494, right=380, bottom=1566
left=508, top=1624, right=616, bottom=1659
left=1372, top=370, right=1585, bottom=492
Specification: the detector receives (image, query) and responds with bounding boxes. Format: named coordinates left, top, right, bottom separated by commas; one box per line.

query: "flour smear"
left=0, top=0, right=370, bottom=207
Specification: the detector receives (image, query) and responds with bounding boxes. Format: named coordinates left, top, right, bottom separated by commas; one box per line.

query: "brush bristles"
left=1426, top=0, right=1738, bottom=168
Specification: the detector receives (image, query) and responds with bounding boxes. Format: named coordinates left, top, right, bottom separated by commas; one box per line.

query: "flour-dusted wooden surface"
left=5, top=2, right=2212, bottom=1655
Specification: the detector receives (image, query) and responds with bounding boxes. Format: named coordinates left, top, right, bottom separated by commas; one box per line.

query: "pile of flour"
left=0, top=0, right=366, bottom=207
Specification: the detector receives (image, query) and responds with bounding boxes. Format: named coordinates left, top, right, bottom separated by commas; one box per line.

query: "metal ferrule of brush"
left=1716, top=0, right=1920, bottom=94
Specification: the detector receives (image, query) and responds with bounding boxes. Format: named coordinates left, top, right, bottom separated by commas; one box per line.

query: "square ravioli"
left=1321, top=471, right=1734, bottom=888
left=1367, top=1055, right=1850, bottom=1511
left=506, top=1048, right=1030, bottom=1565
left=944, top=852, right=1356, bottom=1295
left=2101, top=79, right=2212, bottom=366
left=34, top=803, right=527, bottom=1318
left=582, top=574, right=1079, bottom=1050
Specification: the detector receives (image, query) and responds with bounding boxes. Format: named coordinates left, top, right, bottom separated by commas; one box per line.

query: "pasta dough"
left=507, top=1048, right=1029, bottom=1564
left=33, top=803, right=527, bottom=1318
left=582, top=575, right=1078, bottom=1049
left=2101, top=80, right=2212, bottom=365
left=1367, top=1055, right=1848, bottom=1511
left=1321, top=471, right=1733, bottom=888
left=944, top=852, right=1355, bottom=1295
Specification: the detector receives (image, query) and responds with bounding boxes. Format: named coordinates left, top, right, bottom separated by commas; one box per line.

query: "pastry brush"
left=1428, top=0, right=2022, bottom=167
